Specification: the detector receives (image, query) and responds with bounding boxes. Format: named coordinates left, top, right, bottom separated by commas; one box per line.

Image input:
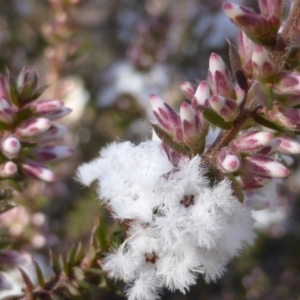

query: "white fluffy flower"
left=77, top=140, right=254, bottom=297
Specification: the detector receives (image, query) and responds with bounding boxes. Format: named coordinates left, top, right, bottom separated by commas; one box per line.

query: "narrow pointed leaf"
left=253, top=114, right=300, bottom=134
left=32, top=259, right=45, bottom=287
left=226, top=173, right=244, bottom=203
left=49, top=249, right=61, bottom=275
left=19, top=267, right=35, bottom=292
left=67, top=244, right=77, bottom=267
left=74, top=242, right=84, bottom=265
left=198, top=105, right=233, bottom=129
left=152, top=124, right=189, bottom=155
left=96, top=218, right=108, bottom=252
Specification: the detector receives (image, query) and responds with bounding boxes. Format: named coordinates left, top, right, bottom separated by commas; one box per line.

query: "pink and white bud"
left=180, top=81, right=196, bottom=101
left=31, top=145, right=74, bottom=162
left=209, top=95, right=240, bottom=122
left=273, top=72, right=300, bottom=95
left=244, top=193, right=270, bottom=210
left=209, top=53, right=235, bottom=98
left=180, top=102, right=206, bottom=151
left=243, top=154, right=289, bottom=178
left=35, top=124, right=68, bottom=142
left=0, top=249, right=25, bottom=266
left=217, top=149, right=241, bottom=173
left=258, top=139, right=281, bottom=155
left=192, top=81, right=210, bottom=107
left=238, top=31, right=255, bottom=76
left=223, top=3, right=270, bottom=39
left=259, top=0, right=283, bottom=19
left=238, top=175, right=270, bottom=190
left=21, top=160, right=56, bottom=182
left=1, top=136, right=21, bottom=159
left=252, top=46, right=276, bottom=79
left=269, top=103, right=300, bottom=129
left=0, top=161, right=18, bottom=177
left=232, top=131, right=273, bottom=153
left=31, top=99, right=64, bottom=114
left=0, top=98, right=15, bottom=124
left=235, top=85, right=246, bottom=104
left=16, top=118, right=52, bottom=137
left=150, top=94, right=183, bottom=141
left=276, top=136, right=300, bottom=154
left=43, top=107, right=72, bottom=120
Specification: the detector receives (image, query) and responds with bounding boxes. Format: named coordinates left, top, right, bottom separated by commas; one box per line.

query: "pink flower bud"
left=0, top=161, right=18, bottom=177
left=0, top=249, right=25, bottom=266
left=21, top=160, right=56, bottom=182
left=31, top=99, right=64, bottom=114
left=1, top=136, right=21, bottom=158
left=232, top=131, right=273, bottom=153
left=16, top=118, right=52, bottom=137
left=180, top=102, right=205, bottom=150
left=31, top=146, right=74, bottom=162
left=0, top=98, right=15, bottom=124
left=35, top=125, right=68, bottom=141
left=244, top=193, right=270, bottom=210
left=238, top=175, right=270, bottom=190
left=150, top=94, right=183, bottom=141
left=258, top=140, right=281, bottom=155
left=276, top=136, right=300, bottom=154
left=269, top=103, right=300, bottom=129
left=238, top=30, right=255, bottom=71
left=273, top=72, right=300, bottom=95
left=209, top=95, right=240, bottom=122
left=259, top=0, right=283, bottom=19
left=217, top=149, right=241, bottom=173
left=252, top=46, right=276, bottom=79
left=192, top=81, right=210, bottom=107
left=243, top=154, right=289, bottom=178
left=223, top=3, right=270, bottom=39
left=235, top=85, right=246, bottom=103
left=43, top=107, right=72, bottom=120
left=180, top=81, right=196, bottom=101
left=209, top=53, right=235, bottom=98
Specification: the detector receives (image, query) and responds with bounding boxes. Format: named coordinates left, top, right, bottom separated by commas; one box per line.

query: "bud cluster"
left=151, top=0, right=300, bottom=204
left=0, top=69, right=73, bottom=183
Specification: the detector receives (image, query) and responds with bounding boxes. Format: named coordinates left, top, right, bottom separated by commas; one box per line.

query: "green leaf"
left=96, top=218, right=108, bottom=252
left=5, top=71, right=19, bottom=107
left=82, top=246, right=96, bottom=267
left=254, top=82, right=274, bottom=110
left=152, top=124, right=190, bottom=155
left=72, top=266, right=84, bottom=281
left=198, top=105, right=233, bottom=129
left=49, top=249, right=61, bottom=275
left=13, top=108, right=34, bottom=126
left=253, top=114, right=300, bottom=134
left=59, top=254, right=68, bottom=275
left=32, top=259, right=45, bottom=287
left=67, top=244, right=77, bottom=267
left=74, top=242, right=84, bottom=265
left=226, top=173, right=244, bottom=203
left=66, top=283, right=80, bottom=297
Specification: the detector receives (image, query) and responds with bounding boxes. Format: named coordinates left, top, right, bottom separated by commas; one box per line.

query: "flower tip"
left=223, top=2, right=233, bottom=10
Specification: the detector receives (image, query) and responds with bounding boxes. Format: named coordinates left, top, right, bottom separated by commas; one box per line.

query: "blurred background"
left=0, top=0, right=300, bottom=299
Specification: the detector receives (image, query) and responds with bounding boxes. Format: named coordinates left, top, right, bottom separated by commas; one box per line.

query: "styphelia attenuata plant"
left=78, top=0, right=300, bottom=299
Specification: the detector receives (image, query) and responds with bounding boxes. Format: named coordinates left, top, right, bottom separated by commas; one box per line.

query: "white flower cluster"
left=77, top=140, right=254, bottom=300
